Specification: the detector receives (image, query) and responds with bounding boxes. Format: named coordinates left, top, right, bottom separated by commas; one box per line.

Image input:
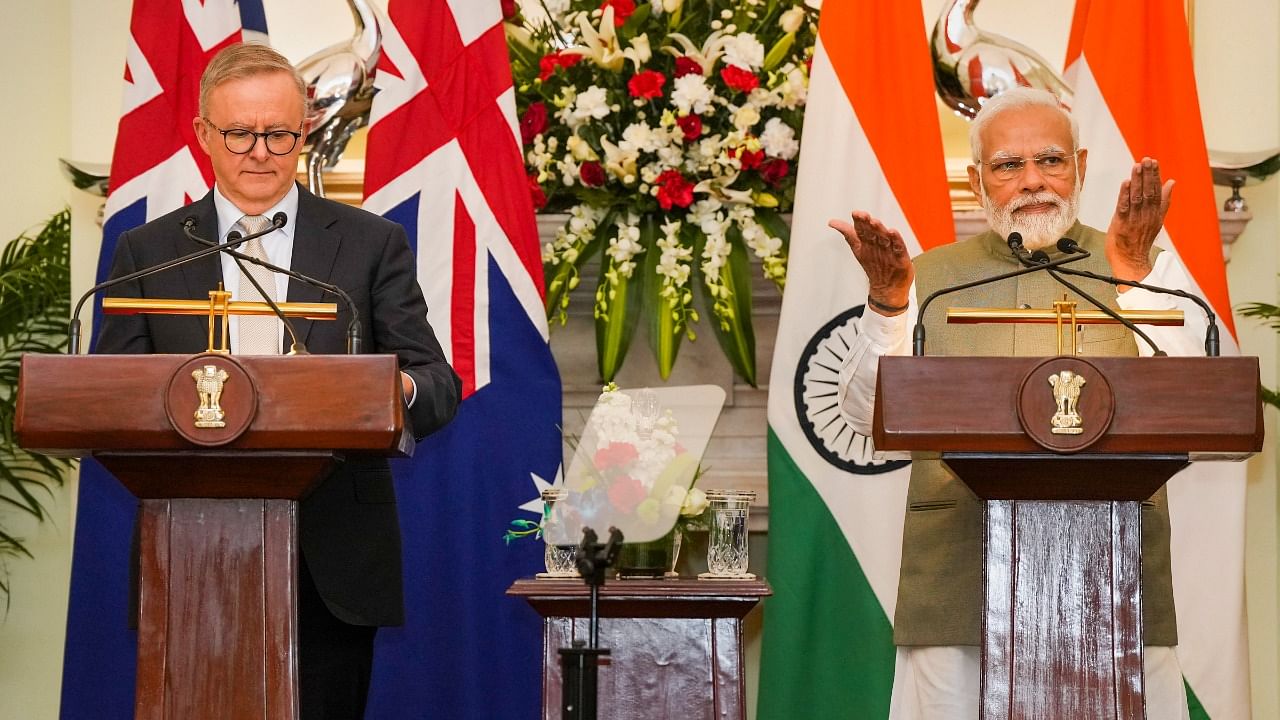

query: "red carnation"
left=720, top=65, right=760, bottom=93
left=519, top=102, right=548, bottom=144
left=627, top=70, right=666, bottom=100
left=527, top=174, right=547, bottom=210
left=595, top=441, right=639, bottom=470
left=673, top=56, right=703, bottom=78
left=676, top=114, right=703, bottom=141
left=655, top=169, right=695, bottom=211
left=579, top=161, right=607, bottom=188
left=759, top=158, right=790, bottom=186
left=607, top=476, right=646, bottom=513
left=737, top=148, right=764, bottom=170
left=600, top=0, right=636, bottom=26
left=500, top=0, right=518, bottom=20
left=539, top=51, right=582, bottom=81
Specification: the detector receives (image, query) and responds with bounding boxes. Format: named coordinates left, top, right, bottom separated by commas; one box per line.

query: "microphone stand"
left=68, top=217, right=284, bottom=354
left=560, top=526, right=623, bottom=720
left=1044, top=240, right=1219, bottom=356
left=218, top=228, right=308, bottom=355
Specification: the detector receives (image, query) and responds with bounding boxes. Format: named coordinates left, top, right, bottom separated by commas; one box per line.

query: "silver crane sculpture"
left=298, top=0, right=385, bottom=197
left=931, top=0, right=1073, bottom=119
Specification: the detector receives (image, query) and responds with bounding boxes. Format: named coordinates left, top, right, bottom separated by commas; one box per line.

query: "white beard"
left=982, top=179, right=1081, bottom=251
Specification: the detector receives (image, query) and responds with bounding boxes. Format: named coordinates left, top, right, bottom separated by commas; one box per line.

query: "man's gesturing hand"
left=1107, top=157, right=1174, bottom=285
left=829, top=211, right=915, bottom=316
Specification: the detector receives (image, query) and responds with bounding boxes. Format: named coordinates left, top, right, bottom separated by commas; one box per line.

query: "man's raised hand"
left=829, top=211, right=915, bottom=316
left=1107, top=157, right=1175, bottom=283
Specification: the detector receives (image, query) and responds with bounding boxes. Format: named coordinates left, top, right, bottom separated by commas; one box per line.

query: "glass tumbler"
left=704, top=489, right=755, bottom=577
left=541, top=488, right=578, bottom=577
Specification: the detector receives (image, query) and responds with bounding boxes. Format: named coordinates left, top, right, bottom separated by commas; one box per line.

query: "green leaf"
left=594, top=232, right=643, bottom=382
left=640, top=214, right=682, bottom=379
left=693, top=226, right=758, bottom=386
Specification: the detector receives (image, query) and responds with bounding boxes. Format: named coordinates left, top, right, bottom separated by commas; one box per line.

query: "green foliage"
left=0, top=209, right=76, bottom=607
left=1237, top=300, right=1280, bottom=408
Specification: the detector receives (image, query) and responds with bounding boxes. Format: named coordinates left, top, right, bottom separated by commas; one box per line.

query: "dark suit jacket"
left=95, top=185, right=462, bottom=626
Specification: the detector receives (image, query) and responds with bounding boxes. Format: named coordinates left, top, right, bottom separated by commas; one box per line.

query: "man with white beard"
left=830, top=87, right=1203, bottom=720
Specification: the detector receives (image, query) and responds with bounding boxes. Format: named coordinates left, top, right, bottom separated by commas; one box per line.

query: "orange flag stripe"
left=818, top=0, right=954, bottom=251
left=1076, top=0, right=1235, bottom=336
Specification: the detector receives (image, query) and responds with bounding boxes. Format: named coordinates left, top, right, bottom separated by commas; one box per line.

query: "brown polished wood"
left=508, top=578, right=770, bottom=720
left=15, top=353, right=408, bottom=720
left=873, top=356, right=1262, bottom=720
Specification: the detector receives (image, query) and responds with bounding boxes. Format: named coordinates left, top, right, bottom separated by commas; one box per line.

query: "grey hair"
left=969, top=87, right=1078, bottom=164
left=198, top=43, right=308, bottom=119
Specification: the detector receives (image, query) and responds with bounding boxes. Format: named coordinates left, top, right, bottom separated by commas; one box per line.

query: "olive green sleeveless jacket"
left=891, top=222, right=1177, bottom=647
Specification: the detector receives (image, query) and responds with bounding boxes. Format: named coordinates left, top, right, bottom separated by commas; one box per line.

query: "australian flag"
left=361, top=2, right=562, bottom=718
left=62, top=2, right=268, bottom=718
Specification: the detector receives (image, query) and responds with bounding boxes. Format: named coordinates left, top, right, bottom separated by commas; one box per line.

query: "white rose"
left=621, top=122, right=658, bottom=154
left=572, top=85, right=612, bottom=124
left=732, top=105, right=761, bottom=132
left=680, top=487, right=709, bottom=516
left=779, top=6, right=805, bottom=34
left=759, top=117, right=800, bottom=160
left=722, top=33, right=765, bottom=70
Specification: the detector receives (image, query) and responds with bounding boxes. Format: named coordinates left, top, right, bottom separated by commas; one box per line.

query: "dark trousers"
left=299, top=556, right=377, bottom=720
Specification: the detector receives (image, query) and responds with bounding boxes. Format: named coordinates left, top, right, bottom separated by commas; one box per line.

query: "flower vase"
left=617, top=528, right=681, bottom=579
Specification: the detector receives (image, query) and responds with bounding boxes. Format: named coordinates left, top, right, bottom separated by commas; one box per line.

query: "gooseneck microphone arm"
left=911, top=232, right=1088, bottom=356
left=180, top=217, right=363, bottom=354
left=1046, top=238, right=1219, bottom=357
left=205, top=223, right=307, bottom=355
left=68, top=212, right=287, bottom=354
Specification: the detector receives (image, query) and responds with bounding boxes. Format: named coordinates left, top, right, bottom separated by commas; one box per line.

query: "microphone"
left=183, top=217, right=364, bottom=354
left=911, top=233, right=1088, bottom=356
left=1047, top=237, right=1220, bottom=357
left=69, top=214, right=288, bottom=354
left=1011, top=238, right=1167, bottom=356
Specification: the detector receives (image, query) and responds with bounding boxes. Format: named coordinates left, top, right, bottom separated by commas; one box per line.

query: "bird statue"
left=931, top=0, right=1073, bottom=119
left=297, top=0, right=385, bottom=197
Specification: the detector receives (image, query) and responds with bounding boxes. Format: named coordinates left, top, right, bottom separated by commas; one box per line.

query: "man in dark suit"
left=95, top=43, right=461, bottom=719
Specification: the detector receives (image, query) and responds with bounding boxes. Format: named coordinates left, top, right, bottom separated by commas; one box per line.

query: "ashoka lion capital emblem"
left=192, top=364, right=230, bottom=428
left=1048, top=369, right=1086, bottom=435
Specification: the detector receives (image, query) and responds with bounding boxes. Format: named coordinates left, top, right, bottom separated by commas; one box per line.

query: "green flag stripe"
left=758, top=427, right=896, bottom=719
left=1185, top=679, right=1209, bottom=720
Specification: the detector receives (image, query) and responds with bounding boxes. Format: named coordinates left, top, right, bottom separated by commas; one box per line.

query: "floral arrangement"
left=506, top=0, right=817, bottom=384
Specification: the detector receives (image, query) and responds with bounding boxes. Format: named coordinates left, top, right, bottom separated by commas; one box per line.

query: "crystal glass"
left=541, top=488, right=578, bottom=577
left=631, top=387, right=660, bottom=440
left=705, top=489, right=755, bottom=577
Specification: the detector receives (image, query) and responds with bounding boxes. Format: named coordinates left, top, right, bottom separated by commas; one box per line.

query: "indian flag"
left=1066, top=2, right=1250, bottom=718
left=758, top=0, right=953, bottom=716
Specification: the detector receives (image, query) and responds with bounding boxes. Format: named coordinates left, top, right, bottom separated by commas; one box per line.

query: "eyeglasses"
left=201, top=118, right=302, bottom=156
left=984, top=150, right=1078, bottom=182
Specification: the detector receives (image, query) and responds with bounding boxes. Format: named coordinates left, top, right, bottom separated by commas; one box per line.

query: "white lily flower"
left=662, top=31, right=729, bottom=75
left=563, top=7, right=627, bottom=72
left=623, top=33, right=652, bottom=71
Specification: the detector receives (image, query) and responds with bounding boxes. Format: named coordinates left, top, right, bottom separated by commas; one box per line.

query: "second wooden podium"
left=16, top=353, right=412, bottom=720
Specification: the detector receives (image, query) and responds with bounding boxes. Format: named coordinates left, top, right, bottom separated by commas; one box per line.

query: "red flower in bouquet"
left=627, top=70, right=666, bottom=99
left=579, top=161, right=607, bottom=187
left=759, top=158, right=790, bottom=186
left=527, top=174, right=547, bottom=210
left=538, top=51, right=582, bottom=81
left=719, top=65, right=760, bottom=93
left=734, top=147, right=765, bottom=170
left=594, top=441, right=639, bottom=470
left=520, top=101, right=548, bottom=144
left=676, top=114, right=702, bottom=141
left=607, top=475, right=646, bottom=513
left=500, top=0, right=517, bottom=20
left=655, top=170, right=694, bottom=210
left=600, top=0, right=636, bottom=26
left=673, top=56, right=703, bottom=78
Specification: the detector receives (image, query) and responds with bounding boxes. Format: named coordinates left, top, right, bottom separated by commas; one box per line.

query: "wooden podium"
left=873, top=355, right=1263, bottom=719
left=15, top=353, right=412, bottom=720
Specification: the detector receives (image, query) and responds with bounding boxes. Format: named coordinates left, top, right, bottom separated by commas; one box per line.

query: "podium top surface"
left=873, top=355, right=1264, bottom=457
left=16, top=353, right=412, bottom=456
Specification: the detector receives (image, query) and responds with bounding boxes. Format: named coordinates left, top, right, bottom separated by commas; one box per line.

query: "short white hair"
left=969, top=87, right=1078, bottom=164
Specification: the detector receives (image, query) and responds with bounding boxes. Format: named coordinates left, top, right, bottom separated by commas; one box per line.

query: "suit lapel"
left=288, top=187, right=343, bottom=348
left=172, top=193, right=222, bottom=346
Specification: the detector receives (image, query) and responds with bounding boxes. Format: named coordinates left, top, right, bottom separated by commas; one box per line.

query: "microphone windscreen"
left=1006, top=231, right=1024, bottom=250
left=182, top=216, right=198, bottom=229
left=227, top=231, right=243, bottom=242
left=1030, top=250, right=1051, bottom=264
left=1056, top=237, right=1082, bottom=254
left=271, top=211, right=288, bottom=228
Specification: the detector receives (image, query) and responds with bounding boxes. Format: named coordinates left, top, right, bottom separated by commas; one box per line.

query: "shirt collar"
left=212, top=183, right=299, bottom=243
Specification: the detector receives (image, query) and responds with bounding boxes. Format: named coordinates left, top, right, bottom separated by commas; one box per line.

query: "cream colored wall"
left=0, top=2, right=1274, bottom=719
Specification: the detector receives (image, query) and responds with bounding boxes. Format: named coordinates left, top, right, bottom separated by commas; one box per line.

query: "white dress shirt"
left=212, top=184, right=299, bottom=354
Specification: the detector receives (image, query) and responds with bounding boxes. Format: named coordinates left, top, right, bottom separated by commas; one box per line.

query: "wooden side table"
left=507, top=577, right=771, bottom=720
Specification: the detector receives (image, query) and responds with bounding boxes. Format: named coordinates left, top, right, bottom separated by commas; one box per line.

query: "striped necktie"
left=234, top=214, right=279, bottom=355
